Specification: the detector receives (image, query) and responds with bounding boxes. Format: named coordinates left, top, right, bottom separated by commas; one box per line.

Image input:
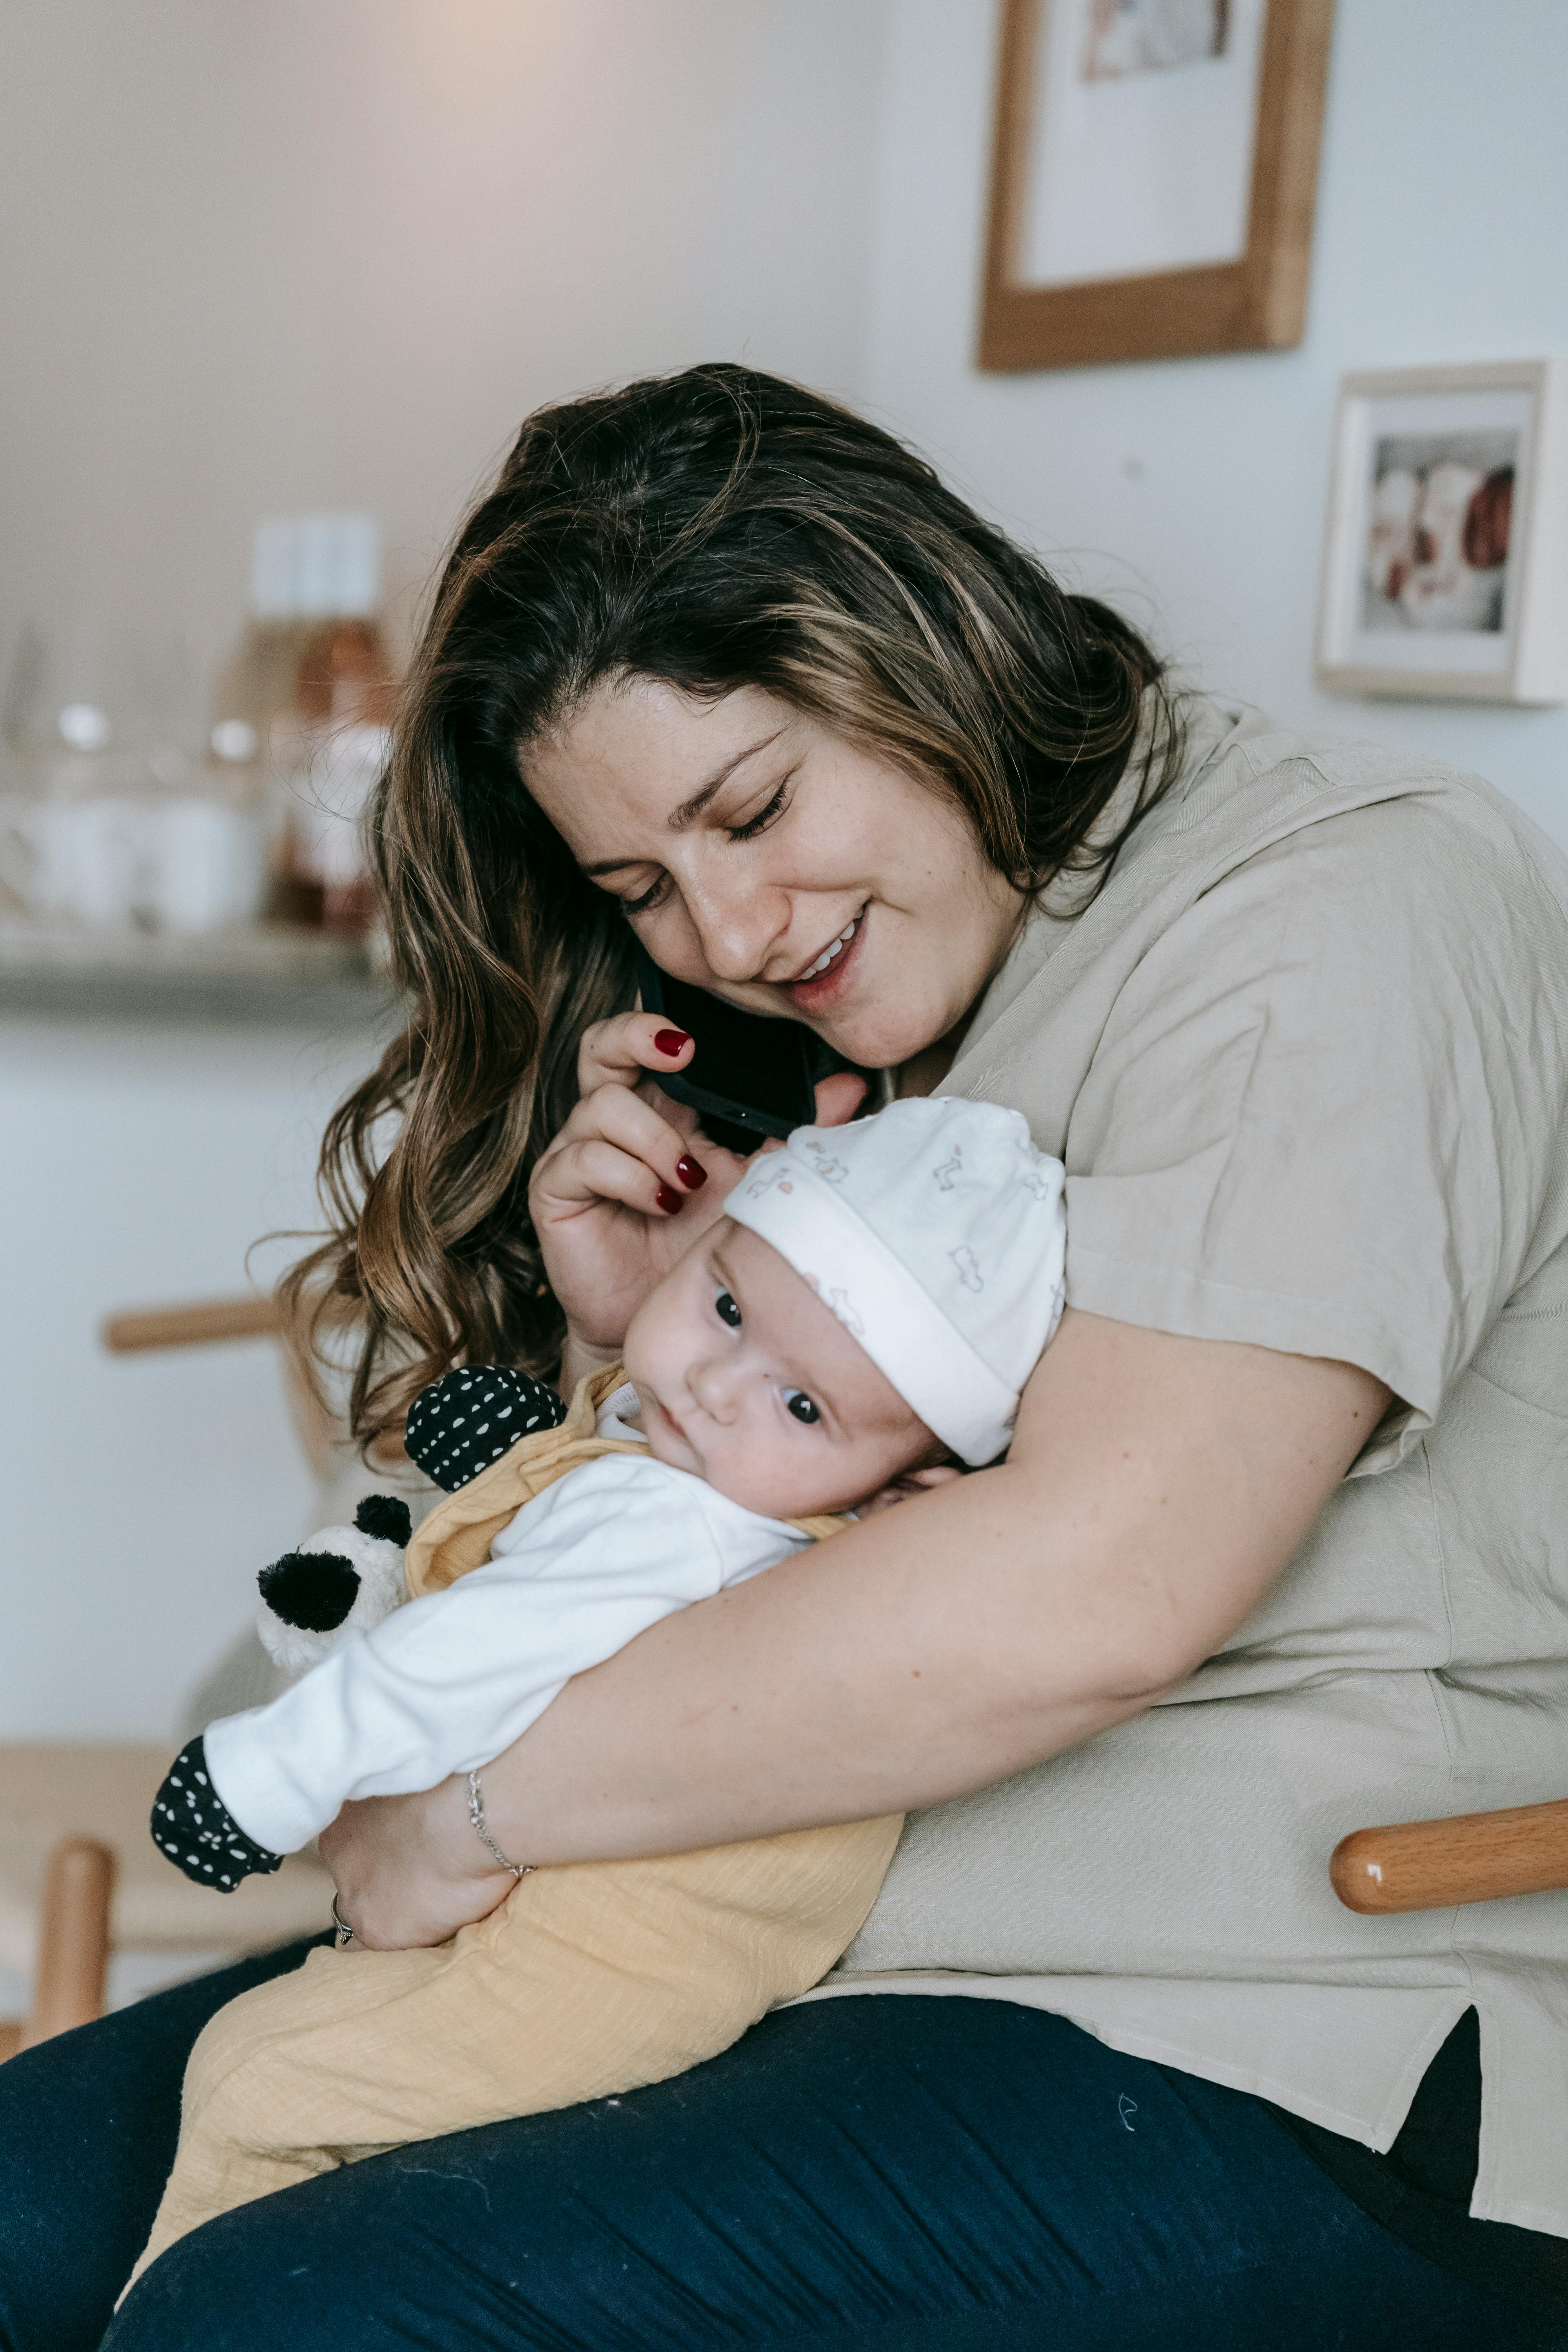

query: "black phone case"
left=629, top=938, right=855, bottom=1153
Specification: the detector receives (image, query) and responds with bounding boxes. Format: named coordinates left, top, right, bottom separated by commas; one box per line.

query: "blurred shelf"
left=0, top=914, right=401, bottom=1025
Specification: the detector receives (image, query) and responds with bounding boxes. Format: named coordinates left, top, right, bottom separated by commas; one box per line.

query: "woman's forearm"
left=478, top=1312, right=1389, bottom=1866
left=479, top=1465, right=1127, bottom=1864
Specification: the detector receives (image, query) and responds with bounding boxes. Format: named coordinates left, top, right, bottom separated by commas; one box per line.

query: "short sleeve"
left=1061, top=796, right=1567, bottom=1471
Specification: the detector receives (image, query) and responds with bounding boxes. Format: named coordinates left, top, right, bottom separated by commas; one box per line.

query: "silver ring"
left=332, top=1895, right=354, bottom=1949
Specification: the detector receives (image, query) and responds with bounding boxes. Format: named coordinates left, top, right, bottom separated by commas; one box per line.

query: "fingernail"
left=656, top=1184, right=683, bottom=1214
left=675, top=1155, right=707, bottom=1190
left=653, top=1028, right=690, bottom=1058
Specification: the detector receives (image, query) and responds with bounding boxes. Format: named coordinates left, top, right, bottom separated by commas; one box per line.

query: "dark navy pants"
left=0, top=1936, right=1552, bottom=2351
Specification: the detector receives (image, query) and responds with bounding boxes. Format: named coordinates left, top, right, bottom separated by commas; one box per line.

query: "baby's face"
left=622, top=1218, right=938, bottom=1519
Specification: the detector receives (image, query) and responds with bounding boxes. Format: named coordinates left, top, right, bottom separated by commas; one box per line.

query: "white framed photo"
left=1317, top=359, right=1568, bottom=704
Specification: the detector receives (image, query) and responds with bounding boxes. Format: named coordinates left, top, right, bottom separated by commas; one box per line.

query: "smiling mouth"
left=657, top=1398, right=689, bottom=1446
left=788, top=908, right=865, bottom=986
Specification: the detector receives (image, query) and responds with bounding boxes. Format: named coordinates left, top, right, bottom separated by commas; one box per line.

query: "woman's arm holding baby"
left=324, top=1307, right=1387, bottom=1948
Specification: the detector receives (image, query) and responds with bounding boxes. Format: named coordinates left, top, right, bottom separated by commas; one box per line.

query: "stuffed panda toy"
left=150, top=1367, right=567, bottom=1890
left=255, top=1492, right=415, bottom=1676
left=254, top=1366, right=567, bottom=1675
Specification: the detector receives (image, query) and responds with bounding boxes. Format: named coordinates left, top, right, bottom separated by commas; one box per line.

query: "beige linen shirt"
left=815, top=695, right=1568, bottom=2239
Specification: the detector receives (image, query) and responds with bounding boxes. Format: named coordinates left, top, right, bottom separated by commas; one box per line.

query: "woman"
left=5, top=367, right=1565, bottom=2349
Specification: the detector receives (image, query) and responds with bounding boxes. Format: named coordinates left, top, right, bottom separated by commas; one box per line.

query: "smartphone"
left=628, top=936, right=861, bottom=1154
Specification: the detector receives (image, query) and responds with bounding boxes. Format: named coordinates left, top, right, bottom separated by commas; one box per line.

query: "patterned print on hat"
left=726, top=1096, right=1067, bottom=1466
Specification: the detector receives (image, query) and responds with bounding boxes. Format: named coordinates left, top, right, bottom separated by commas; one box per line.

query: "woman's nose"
left=682, top=874, right=792, bottom=986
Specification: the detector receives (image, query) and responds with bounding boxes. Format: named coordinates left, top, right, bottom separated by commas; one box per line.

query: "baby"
left=132, top=1096, right=1066, bottom=2283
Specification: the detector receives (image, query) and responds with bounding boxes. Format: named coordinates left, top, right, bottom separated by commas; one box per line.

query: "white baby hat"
left=724, top=1096, right=1066, bottom=1466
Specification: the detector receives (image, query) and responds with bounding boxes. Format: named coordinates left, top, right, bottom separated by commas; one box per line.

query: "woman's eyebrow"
left=669, top=728, right=788, bottom=831
left=579, top=728, right=787, bottom=878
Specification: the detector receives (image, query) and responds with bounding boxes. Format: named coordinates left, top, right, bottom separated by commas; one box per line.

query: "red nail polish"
left=653, top=1028, right=690, bottom=1058
left=656, top=1184, right=683, bottom=1214
left=675, top=1156, right=707, bottom=1189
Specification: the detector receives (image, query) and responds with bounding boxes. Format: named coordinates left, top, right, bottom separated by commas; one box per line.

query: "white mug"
left=0, top=794, right=143, bottom=925
left=143, top=797, right=267, bottom=935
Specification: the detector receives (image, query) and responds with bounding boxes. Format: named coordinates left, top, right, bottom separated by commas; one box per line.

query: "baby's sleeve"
left=202, top=1457, right=799, bottom=1855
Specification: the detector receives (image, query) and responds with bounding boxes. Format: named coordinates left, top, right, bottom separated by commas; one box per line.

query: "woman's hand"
left=318, top=1779, right=516, bottom=1951
left=529, top=1014, right=742, bottom=1367
left=530, top=1010, right=866, bottom=1378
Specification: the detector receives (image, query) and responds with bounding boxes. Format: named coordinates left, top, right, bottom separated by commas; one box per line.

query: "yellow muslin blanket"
left=130, top=1366, right=902, bottom=2283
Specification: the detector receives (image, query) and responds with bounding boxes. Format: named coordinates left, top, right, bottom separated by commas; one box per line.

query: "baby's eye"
left=784, top=1389, right=820, bottom=1426
left=715, top=1290, right=742, bottom=1328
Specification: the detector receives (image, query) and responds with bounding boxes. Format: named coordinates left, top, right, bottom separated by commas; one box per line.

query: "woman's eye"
left=617, top=873, right=670, bottom=918
left=726, top=780, right=791, bottom=844
left=715, top=1290, right=742, bottom=1328
left=784, top=1389, right=820, bottom=1426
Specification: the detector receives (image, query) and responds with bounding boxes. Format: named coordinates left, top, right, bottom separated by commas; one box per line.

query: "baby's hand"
left=150, top=1734, right=284, bottom=1891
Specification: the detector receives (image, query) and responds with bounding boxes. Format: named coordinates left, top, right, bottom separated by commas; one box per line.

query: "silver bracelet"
left=466, top=1768, right=533, bottom=1880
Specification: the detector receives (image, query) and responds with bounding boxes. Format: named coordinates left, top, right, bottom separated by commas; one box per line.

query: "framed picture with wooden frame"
left=980, top=0, right=1336, bottom=372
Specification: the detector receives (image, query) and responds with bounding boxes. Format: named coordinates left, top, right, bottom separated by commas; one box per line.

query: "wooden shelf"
left=0, top=913, right=399, bottom=1024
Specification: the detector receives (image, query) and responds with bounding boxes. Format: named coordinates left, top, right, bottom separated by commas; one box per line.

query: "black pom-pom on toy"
left=405, top=1367, right=566, bottom=1493
left=256, top=1496, right=410, bottom=1634
left=258, top=1549, right=360, bottom=1634
left=354, top=1493, right=412, bottom=1546
left=149, top=1734, right=284, bottom=1891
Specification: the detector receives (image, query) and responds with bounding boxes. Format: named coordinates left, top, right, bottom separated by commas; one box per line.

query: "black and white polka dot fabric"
left=150, top=1735, right=284, bottom=1891
left=405, top=1367, right=566, bottom=1493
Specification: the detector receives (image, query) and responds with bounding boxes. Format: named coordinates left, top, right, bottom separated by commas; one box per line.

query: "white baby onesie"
left=203, top=1387, right=811, bottom=1857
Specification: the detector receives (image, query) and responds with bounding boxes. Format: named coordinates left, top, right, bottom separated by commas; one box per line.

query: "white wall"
left=0, top=0, right=885, bottom=666
left=0, top=1017, right=381, bottom=1739
left=861, top=0, right=1568, bottom=851
left=0, top=0, right=886, bottom=1740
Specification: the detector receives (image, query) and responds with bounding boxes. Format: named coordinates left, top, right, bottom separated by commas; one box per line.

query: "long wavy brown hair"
left=283, top=363, right=1183, bottom=1454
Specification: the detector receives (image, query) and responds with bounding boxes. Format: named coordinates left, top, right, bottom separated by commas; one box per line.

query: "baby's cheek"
left=717, top=1433, right=795, bottom=1516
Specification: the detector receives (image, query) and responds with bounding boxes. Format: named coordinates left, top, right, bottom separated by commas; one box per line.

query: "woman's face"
left=524, top=677, right=1026, bottom=1071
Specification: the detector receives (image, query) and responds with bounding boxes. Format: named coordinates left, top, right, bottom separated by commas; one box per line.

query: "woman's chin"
left=782, top=946, right=944, bottom=1068
left=811, top=991, right=950, bottom=1075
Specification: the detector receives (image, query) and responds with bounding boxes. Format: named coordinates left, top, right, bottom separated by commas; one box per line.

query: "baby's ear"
left=906, top=1462, right=963, bottom=1489
left=857, top=1462, right=964, bottom=1516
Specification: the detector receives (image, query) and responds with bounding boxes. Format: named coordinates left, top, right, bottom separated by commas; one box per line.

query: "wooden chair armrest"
left=20, top=1838, right=116, bottom=2049
left=1331, top=1797, right=1568, bottom=1915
